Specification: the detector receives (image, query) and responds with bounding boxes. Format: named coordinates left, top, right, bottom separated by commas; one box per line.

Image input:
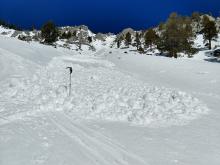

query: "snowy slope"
left=106, top=49, right=220, bottom=165
left=0, top=35, right=219, bottom=165
left=0, top=36, right=208, bottom=126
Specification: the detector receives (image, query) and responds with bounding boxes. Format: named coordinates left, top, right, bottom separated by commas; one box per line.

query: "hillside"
left=1, top=13, right=220, bottom=61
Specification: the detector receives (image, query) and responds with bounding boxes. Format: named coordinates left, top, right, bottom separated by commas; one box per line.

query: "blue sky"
left=0, top=0, right=220, bottom=33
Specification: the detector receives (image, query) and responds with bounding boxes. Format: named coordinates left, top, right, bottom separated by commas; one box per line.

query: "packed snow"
left=0, top=31, right=220, bottom=165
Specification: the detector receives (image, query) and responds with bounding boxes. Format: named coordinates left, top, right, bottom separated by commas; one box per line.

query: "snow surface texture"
left=1, top=33, right=219, bottom=165
left=0, top=36, right=208, bottom=127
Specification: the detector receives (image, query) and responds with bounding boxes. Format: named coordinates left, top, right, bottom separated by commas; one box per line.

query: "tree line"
left=116, top=12, right=218, bottom=58
left=0, top=19, right=21, bottom=31
left=1, top=12, right=219, bottom=58
left=28, top=14, right=220, bottom=57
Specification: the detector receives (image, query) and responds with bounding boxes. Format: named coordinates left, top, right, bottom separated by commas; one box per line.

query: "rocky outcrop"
left=18, top=35, right=32, bottom=42
left=11, top=30, right=22, bottom=37
left=94, top=33, right=107, bottom=41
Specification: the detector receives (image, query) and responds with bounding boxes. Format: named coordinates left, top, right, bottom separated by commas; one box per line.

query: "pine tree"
left=78, top=28, right=83, bottom=50
left=117, top=39, right=121, bottom=48
left=61, top=31, right=72, bottom=39
left=191, top=12, right=202, bottom=33
left=158, top=22, right=165, bottom=31
left=125, top=32, right=132, bottom=47
left=116, top=35, right=123, bottom=48
left=66, top=31, right=72, bottom=39
left=41, top=21, right=58, bottom=44
left=201, top=15, right=218, bottom=50
left=135, top=32, right=141, bottom=50
left=159, top=13, right=194, bottom=58
left=88, top=36, right=93, bottom=43
left=144, top=28, right=159, bottom=49
left=32, top=25, right=36, bottom=31
left=0, top=19, right=21, bottom=30
left=72, top=31, right=77, bottom=37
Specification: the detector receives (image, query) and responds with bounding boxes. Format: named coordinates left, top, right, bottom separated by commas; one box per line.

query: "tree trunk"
left=174, top=52, right=178, bottom=58
left=209, top=39, right=212, bottom=50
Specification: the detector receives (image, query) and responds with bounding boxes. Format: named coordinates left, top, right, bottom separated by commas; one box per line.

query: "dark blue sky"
left=0, top=0, right=220, bottom=33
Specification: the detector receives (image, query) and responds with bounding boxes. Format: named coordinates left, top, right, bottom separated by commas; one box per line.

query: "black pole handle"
left=66, top=67, right=73, bottom=74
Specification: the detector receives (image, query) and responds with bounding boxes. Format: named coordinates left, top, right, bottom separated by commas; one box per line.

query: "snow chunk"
left=1, top=57, right=209, bottom=127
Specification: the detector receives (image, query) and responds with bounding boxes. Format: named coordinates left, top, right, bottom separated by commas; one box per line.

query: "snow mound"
left=0, top=56, right=209, bottom=127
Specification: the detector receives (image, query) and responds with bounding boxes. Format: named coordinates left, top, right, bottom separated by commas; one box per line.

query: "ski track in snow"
left=0, top=51, right=209, bottom=127
left=47, top=112, right=146, bottom=165
left=0, top=111, right=147, bottom=165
